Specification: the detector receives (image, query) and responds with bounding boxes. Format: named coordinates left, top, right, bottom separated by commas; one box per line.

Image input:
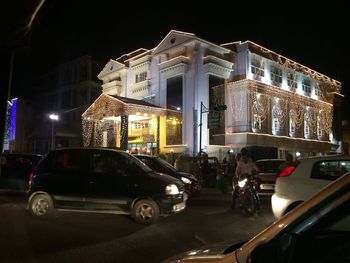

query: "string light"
left=227, top=80, right=333, bottom=140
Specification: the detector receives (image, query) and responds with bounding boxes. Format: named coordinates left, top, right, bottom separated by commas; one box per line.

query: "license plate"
left=260, top=184, right=275, bottom=190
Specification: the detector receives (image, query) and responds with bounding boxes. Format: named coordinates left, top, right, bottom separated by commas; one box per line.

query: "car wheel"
left=131, top=199, right=159, bottom=225
left=29, top=194, right=54, bottom=217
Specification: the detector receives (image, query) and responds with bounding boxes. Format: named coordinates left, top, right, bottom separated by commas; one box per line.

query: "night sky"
left=1, top=0, right=349, bottom=120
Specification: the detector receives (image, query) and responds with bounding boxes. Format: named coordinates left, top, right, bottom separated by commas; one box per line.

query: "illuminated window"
left=270, top=66, right=282, bottom=84
left=251, top=58, right=264, bottom=77
left=287, top=72, right=297, bottom=90
left=302, top=78, right=311, bottom=94
left=135, top=72, right=147, bottom=83
left=317, top=115, right=323, bottom=139
left=289, top=119, right=296, bottom=134
left=272, top=105, right=280, bottom=134
left=166, top=76, right=183, bottom=145
left=253, top=114, right=262, bottom=130
left=304, top=120, right=310, bottom=136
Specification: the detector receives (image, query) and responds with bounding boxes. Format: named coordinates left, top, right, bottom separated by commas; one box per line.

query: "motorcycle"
left=234, top=174, right=260, bottom=215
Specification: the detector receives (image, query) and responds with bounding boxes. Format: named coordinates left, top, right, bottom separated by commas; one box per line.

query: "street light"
left=49, top=113, right=59, bottom=150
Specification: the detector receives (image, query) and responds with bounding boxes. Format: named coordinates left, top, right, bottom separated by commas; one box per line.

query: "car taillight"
left=28, top=172, right=34, bottom=188
left=279, top=166, right=296, bottom=177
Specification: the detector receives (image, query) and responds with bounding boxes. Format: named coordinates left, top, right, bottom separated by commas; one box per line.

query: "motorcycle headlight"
left=238, top=178, right=247, bottom=188
left=165, top=184, right=180, bottom=195
left=181, top=177, right=192, bottom=184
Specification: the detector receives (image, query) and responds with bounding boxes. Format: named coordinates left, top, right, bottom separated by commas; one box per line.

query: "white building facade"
left=83, top=30, right=342, bottom=159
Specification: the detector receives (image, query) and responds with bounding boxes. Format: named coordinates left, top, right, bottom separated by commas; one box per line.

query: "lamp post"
left=199, top=102, right=209, bottom=156
left=49, top=113, right=59, bottom=151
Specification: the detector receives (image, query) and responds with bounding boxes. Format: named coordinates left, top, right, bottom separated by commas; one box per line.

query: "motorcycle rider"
left=231, top=148, right=260, bottom=211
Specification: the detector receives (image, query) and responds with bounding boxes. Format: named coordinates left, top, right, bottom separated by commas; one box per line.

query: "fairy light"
left=227, top=79, right=334, bottom=141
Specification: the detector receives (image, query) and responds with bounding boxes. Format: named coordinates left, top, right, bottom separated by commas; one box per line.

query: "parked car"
left=272, top=155, right=350, bottom=219
left=27, top=148, right=187, bottom=225
left=134, top=155, right=201, bottom=196
left=0, top=153, right=43, bottom=191
left=174, top=155, right=223, bottom=187
left=255, top=159, right=285, bottom=196
left=162, top=172, right=350, bottom=263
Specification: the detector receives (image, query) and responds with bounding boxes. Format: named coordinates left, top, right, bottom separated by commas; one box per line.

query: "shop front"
left=82, top=94, right=166, bottom=154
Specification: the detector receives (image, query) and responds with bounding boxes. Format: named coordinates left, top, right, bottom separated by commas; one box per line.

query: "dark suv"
left=27, top=148, right=187, bottom=225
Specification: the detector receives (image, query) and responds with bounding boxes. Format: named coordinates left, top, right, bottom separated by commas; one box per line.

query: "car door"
left=86, top=151, right=137, bottom=213
left=49, top=149, right=89, bottom=209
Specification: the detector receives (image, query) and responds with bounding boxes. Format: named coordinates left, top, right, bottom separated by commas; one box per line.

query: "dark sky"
left=1, top=0, right=349, bottom=119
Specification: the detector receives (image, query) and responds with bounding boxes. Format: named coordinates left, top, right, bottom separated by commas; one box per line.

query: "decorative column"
left=120, top=115, right=128, bottom=151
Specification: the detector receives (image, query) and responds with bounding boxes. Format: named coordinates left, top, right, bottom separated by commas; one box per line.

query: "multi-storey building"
left=27, top=55, right=102, bottom=154
left=83, top=30, right=342, bottom=159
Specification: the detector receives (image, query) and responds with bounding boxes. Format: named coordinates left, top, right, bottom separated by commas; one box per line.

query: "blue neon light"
left=9, top=98, right=17, bottom=140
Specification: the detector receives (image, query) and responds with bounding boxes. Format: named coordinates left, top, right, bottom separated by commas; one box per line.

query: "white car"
left=272, top=155, right=350, bottom=219
left=162, top=172, right=350, bottom=263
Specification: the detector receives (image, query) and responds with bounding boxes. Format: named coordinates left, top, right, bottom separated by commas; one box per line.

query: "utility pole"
left=199, top=101, right=227, bottom=156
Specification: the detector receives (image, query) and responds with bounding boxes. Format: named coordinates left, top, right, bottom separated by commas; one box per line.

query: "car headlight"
left=165, top=184, right=180, bottom=195
left=238, top=178, right=247, bottom=188
left=181, top=177, right=192, bottom=184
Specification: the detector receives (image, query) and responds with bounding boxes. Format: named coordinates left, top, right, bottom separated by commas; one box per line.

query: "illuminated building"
left=83, top=30, right=342, bottom=158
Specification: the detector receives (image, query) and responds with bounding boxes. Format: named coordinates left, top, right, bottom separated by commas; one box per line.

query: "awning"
left=82, top=94, right=166, bottom=121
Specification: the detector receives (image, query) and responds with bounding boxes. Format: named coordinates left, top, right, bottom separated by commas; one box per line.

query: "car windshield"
left=257, top=160, right=284, bottom=173
left=121, top=152, right=153, bottom=173
left=156, top=157, right=177, bottom=173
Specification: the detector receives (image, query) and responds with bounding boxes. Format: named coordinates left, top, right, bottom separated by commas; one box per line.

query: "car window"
left=286, top=198, right=350, bottom=263
left=46, top=150, right=89, bottom=172
left=311, top=160, right=350, bottom=180
left=256, top=161, right=284, bottom=173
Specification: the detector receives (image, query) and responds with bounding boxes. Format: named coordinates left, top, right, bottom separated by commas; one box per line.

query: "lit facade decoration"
left=84, top=30, right=342, bottom=158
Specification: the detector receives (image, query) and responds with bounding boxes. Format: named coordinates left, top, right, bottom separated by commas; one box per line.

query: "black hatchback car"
left=27, top=148, right=187, bottom=225
left=134, top=155, right=201, bottom=196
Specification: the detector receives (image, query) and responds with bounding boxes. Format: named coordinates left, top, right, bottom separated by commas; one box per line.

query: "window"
left=270, top=66, right=282, bottom=84
left=289, top=119, right=296, bottom=134
left=287, top=72, right=297, bottom=90
left=317, top=115, right=323, bottom=139
left=253, top=114, right=262, bottom=130
left=315, top=83, right=323, bottom=97
left=135, top=72, right=147, bottom=83
left=166, top=76, right=183, bottom=145
left=251, top=58, right=265, bottom=77
left=311, top=160, right=350, bottom=180
left=304, top=120, right=310, bottom=137
left=302, top=78, right=311, bottom=94
left=272, top=105, right=280, bottom=133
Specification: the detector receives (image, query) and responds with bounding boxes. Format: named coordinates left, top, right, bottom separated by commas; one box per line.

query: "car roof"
left=297, top=154, right=349, bottom=161
left=134, top=154, right=156, bottom=158
left=256, top=159, right=284, bottom=162
left=50, top=147, right=125, bottom=154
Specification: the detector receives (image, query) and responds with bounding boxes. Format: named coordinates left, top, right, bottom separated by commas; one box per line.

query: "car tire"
left=29, top=194, right=54, bottom=218
left=131, top=199, right=159, bottom=225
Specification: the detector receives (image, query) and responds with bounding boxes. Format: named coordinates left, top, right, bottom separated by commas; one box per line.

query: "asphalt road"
left=0, top=188, right=274, bottom=263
